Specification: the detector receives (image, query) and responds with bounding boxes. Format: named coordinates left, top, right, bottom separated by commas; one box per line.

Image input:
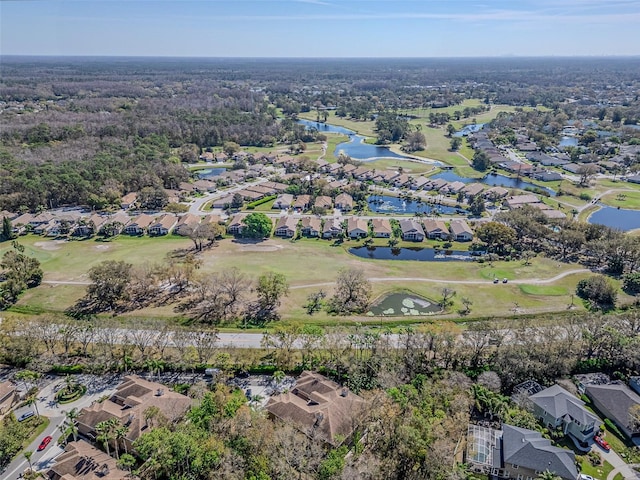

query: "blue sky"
left=1, top=0, right=639, bottom=57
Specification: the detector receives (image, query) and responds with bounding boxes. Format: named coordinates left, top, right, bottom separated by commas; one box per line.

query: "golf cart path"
left=289, top=268, right=589, bottom=290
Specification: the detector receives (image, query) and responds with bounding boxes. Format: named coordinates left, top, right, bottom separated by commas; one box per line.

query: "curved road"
left=43, top=268, right=589, bottom=289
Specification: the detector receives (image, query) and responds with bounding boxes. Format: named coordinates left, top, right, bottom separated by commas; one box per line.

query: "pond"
left=430, top=171, right=556, bottom=196
left=559, top=136, right=578, bottom=147
left=196, top=167, right=226, bottom=179
left=453, top=123, right=486, bottom=137
left=588, top=205, right=640, bottom=231
left=349, top=246, right=476, bottom=261
left=298, top=119, right=414, bottom=161
left=368, top=195, right=468, bottom=215
left=368, top=292, right=442, bottom=316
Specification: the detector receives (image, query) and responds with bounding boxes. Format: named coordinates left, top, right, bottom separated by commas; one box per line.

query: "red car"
left=37, top=435, right=52, bottom=451
left=594, top=434, right=610, bottom=452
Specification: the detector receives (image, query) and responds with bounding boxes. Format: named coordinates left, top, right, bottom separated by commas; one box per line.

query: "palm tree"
left=537, top=470, right=561, bottom=480
left=60, top=408, right=80, bottom=442
left=95, top=420, right=114, bottom=457
left=115, top=425, right=129, bottom=455
left=25, top=393, right=40, bottom=418
left=23, top=450, right=34, bottom=471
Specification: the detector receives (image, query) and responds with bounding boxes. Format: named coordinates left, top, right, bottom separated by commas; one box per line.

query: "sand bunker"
left=237, top=241, right=284, bottom=252
left=34, top=240, right=67, bottom=251
left=94, top=245, right=111, bottom=251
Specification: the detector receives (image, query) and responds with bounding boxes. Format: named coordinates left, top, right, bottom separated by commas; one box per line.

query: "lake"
left=589, top=206, right=640, bottom=231
left=349, top=246, right=475, bottom=261
left=559, top=136, right=578, bottom=147
left=368, top=195, right=468, bottom=215
left=430, top=171, right=556, bottom=196
left=298, top=119, right=414, bottom=160
left=368, top=292, right=442, bottom=316
left=196, top=168, right=226, bottom=179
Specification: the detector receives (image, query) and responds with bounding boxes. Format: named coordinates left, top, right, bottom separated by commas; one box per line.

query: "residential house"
left=412, top=177, right=431, bottom=190
left=429, top=178, right=449, bottom=192
left=627, top=174, right=640, bottom=184
left=237, top=190, right=264, bottom=202
left=11, top=212, right=34, bottom=234
left=334, top=193, right=353, bottom=211
left=272, top=194, right=294, bottom=210
left=261, top=181, right=289, bottom=193
left=342, top=164, right=357, bottom=175
left=449, top=220, right=473, bottom=242
left=399, top=219, right=425, bottom=242
left=313, top=196, right=333, bottom=210
left=274, top=216, right=298, bottom=238
left=72, top=214, right=106, bottom=237
left=497, top=425, right=579, bottom=480
left=123, top=214, right=154, bottom=235
left=585, top=382, right=640, bottom=440
left=347, top=217, right=368, bottom=239
left=178, top=182, right=196, bottom=195
left=484, top=186, right=509, bottom=199
left=47, top=440, right=138, bottom=480
left=120, top=192, right=138, bottom=210
left=300, top=217, right=322, bottom=237
left=210, top=195, right=235, bottom=209
left=265, top=371, right=366, bottom=446
left=174, top=214, right=202, bottom=236
left=393, top=174, right=412, bottom=188
left=534, top=171, right=564, bottom=182
left=100, top=212, right=131, bottom=236
left=444, top=181, right=466, bottom=194
left=245, top=185, right=275, bottom=196
left=201, top=214, right=222, bottom=226
left=322, top=218, right=343, bottom=239
left=504, top=194, right=541, bottom=209
left=423, top=219, right=449, bottom=240
left=192, top=179, right=217, bottom=193
left=148, top=214, right=177, bottom=236
left=316, top=159, right=329, bottom=171
left=227, top=213, right=248, bottom=236
left=293, top=195, right=311, bottom=211
left=371, top=218, right=392, bottom=238
left=462, top=183, right=484, bottom=198
left=77, top=375, right=192, bottom=454
left=631, top=377, right=640, bottom=396
left=529, top=384, right=601, bottom=446
left=0, top=381, right=17, bottom=415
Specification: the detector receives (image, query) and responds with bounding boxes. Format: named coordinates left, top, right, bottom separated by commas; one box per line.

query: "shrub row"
left=246, top=195, right=277, bottom=209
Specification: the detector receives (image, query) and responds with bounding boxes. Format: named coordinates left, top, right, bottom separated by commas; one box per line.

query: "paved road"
left=187, top=178, right=269, bottom=215
left=2, top=375, right=121, bottom=480
left=598, top=441, right=640, bottom=480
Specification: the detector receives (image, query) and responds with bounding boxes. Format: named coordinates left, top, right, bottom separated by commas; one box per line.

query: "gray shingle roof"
left=502, top=425, right=578, bottom=480
left=530, top=384, right=600, bottom=426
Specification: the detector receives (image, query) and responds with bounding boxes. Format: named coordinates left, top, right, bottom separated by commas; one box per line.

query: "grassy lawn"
left=600, top=190, right=640, bottom=209
left=297, top=111, right=377, bottom=137
left=579, top=458, right=615, bottom=479
left=365, top=158, right=439, bottom=175
left=6, top=233, right=591, bottom=322
left=519, top=284, right=569, bottom=296
left=324, top=134, right=350, bottom=161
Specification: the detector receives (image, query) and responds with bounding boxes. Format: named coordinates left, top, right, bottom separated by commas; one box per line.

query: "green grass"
left=5, top=233, right=590, bottom=322
left=613, top=474, right=624, bottom=480
left=579, top=459, right=615, bottom=479
left=600, top=190, right=640, bottom=209
left=519, top=284, right=569, bottom=296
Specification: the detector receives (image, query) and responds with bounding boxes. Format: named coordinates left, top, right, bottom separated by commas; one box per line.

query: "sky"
left=1, top=0, right=640, bottom=57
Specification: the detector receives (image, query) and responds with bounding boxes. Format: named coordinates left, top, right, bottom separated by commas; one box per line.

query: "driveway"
left=2, top=374, right=121, bottom=480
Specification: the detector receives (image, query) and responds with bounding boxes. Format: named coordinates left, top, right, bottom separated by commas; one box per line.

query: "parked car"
left=17, top=411, right=35, bottom=422
left=493, top=278, right=499, bottom=284
left=37, top=435, right=52, bottom=451
left=594, top=434, right=610, bottom=452
left=579, top=475, right=594, bottom=480
left=502, top=278, right=508, bottom=283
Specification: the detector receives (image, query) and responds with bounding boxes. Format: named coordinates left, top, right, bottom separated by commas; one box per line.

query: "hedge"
left=246, top=195, right=277, bottom=209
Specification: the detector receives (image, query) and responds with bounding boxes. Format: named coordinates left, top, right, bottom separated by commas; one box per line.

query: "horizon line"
left=3, top=54, right=640, bottom=60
